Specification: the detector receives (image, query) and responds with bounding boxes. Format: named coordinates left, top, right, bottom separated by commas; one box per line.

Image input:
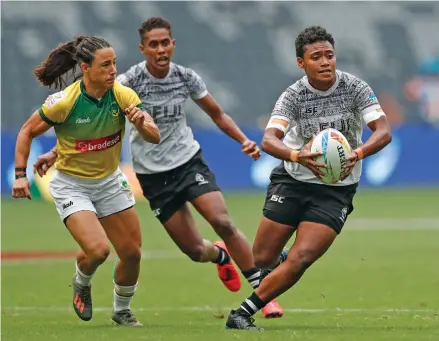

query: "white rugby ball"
left=310, top=128, right=352, bottom=184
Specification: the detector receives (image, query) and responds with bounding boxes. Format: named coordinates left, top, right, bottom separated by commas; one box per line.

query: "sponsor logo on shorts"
left=75, top=131, right=121, bottom=153
left=152, top=208, right=161, bottom=217
left=119, top=177, right=133, bottom=198
left=195, top=173, right=209, bottom=185
left=339, top=207, right=348, bottom=222
left=270, top=194, right=284, bottom=203
left=62, top=200, right=74, bottom=210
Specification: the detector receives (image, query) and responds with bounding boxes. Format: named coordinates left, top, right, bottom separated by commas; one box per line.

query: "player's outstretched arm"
left=125, top=104, right=161, bottom=144
left=194, top=95, right=260, bottom=160
left=13, top=111, right=53, bottom=199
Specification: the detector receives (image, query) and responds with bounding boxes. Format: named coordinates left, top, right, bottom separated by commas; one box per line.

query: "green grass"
left=2, top=189, right=439, bottom=340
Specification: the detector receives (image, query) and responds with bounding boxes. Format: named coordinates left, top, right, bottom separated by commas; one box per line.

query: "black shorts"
left=136, top=149, right=220, bottom=223
left=262, top=163, right=358, bottom=234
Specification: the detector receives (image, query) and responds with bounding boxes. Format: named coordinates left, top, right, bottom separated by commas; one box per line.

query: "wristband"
left=15, top=167, right=26, bottom=173
left=290, top=150, right=299, bottom=162
left=354, top=148, right=364, bottom=160
left=15, top=173, right=27, bottom=179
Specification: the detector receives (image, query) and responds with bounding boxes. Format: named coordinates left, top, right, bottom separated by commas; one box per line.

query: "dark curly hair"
left=138, top=17, right=172, bottom=44
left=295, top=26, right=335, bottom=58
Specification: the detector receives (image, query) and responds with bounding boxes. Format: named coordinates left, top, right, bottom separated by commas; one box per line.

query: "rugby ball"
left=310, top=128, right=352, bottom=184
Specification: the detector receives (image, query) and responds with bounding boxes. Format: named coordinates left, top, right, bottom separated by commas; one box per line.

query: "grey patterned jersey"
left=116, top=62, right=208, bottom=174
left=270, top=70, right=383, bottom=186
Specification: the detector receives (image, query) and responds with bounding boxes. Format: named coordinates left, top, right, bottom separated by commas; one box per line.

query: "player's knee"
left=118, top=243, right=142, bottom=265
left=88, top=243, right=110, bottom=264
left=184, top=244, right=204, bottom=262
left=254, top=255, right=278, bottom=269
left=295, top=247, right=318, bottom=271
left=211, top=214, right=236, bottom=238
left=253, top=247, right=278, bottom=269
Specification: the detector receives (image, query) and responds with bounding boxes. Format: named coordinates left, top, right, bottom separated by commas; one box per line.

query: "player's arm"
left=356, top=114, right=392, bottom=160
left=33, top=144, right=58, bottom=177
left=262, top=91, right=325, bottom=176
left=13, top=112, right=53, bottom=199
left=262, top=119, right=295, bottom=161
left=261, top=91, right=297, bottom=160
left=195, top=94, right=246, bottom=143
left=349, top=83, right=392, bottom=164
left=195, top=94, right=260, bottom=160
left=125, top=104, right=160, bottom=144
left=186, top=67, right=259, bottom=159
left=117, top=85, right=160, bottom=144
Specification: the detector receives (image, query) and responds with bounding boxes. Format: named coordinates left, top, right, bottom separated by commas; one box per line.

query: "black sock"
left=242, top=267, right=261, bottom=289
left=238, top=292, right=266, bottom=317
left=213, top=246, right=230, bottom=265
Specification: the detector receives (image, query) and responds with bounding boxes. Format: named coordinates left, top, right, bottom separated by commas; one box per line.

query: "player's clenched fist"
left=12, top=177, right=32, bottom=200
left=125, top=104, right=154, bottom=125
left=242, top=139, right=261, bottom=160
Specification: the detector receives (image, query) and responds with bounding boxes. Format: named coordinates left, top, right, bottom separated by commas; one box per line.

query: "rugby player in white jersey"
left=33, top=17, right=286, bottom=318
left=225, top=25, right=392, bottom=330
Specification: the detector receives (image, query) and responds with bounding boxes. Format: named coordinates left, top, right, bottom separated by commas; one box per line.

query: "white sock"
left=113, top=282, right=137, bottom=312
left=75, top=262, right=93, bottom=287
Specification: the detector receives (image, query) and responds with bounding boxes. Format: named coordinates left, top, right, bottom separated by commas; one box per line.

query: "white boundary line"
left=1, top=251, right=185, bottom=266
left=1, top=218, right=438, bottom=265
left=3, top=306, right=438, bottom=314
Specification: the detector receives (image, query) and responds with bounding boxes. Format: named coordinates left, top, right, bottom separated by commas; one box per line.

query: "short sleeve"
left=270, top=87, right=298, bottom=125
left=185, top=68, right=208, bottom=100
left=353, top=80, right=381, bottom=117
left=38, top=91, right=68, bottom=125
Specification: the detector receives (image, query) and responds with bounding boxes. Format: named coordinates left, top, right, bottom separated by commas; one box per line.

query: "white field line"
left=1, top=218, right=438, bottom=266
left=3, top=306, right=439, bottom=314
left=1, top=250, right=185, bottom=266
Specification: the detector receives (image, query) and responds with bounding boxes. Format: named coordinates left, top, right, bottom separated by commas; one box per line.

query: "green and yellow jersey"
left=38, top=80, right=142, bottom=179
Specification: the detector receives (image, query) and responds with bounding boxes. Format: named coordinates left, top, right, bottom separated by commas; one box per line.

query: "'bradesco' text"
left=75, top=131, right=121, bottom=152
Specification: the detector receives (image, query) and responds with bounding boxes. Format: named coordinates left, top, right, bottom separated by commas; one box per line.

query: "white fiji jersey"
left=270, top=70, right=384, bottom=186
left=116, top=62, right=208, bottom=174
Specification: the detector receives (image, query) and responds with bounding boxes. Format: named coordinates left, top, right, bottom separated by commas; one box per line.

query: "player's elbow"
left=382, top=128, right=392, bottom=147
left=261, top=135, right=273, bottom=153
left=18, top=121, right=34, bottom=140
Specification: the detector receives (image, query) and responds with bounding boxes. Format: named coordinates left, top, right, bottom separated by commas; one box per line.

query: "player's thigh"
left=253, top=216, right=295, bottom=268
left=136, top=170, right=181, bottom=223
left=49, top=171, right=108, bottom=255
left=65, top=211, right=110, bottom=259
left=181, top=150, right=222, bottom=213
left=49, top=170, right=98, bottom=223
left=92, top=168, right=136, bottom=220
left=99, top=207, right=142, bottom=262
left=302, top=183, right=358, bottom=235
left=287, top=221, right=338, bottom=266
left=162, top=203, right=204, bottom=255
left=190, top=191, right=229, bottom=228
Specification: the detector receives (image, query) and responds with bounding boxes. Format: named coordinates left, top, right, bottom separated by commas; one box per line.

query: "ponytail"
left=33, top=36, right=110, bottom=90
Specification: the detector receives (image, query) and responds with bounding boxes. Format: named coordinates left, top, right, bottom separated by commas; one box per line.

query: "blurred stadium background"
left=1, top=1, right=438, bottom=341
